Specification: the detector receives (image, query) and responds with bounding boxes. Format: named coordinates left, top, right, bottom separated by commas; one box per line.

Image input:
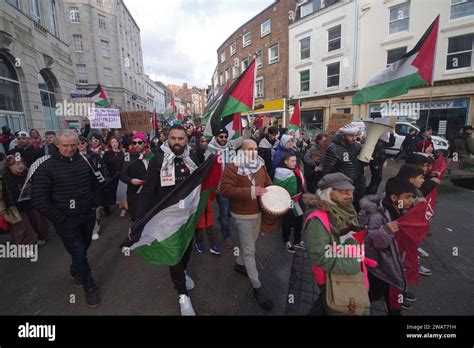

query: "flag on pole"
left=85, top=84, right=110, bottom=107
left=127, top=155, right=222, bottom=265
left=204, top=58, right=256, bottom=138
left=352, top=16, right=439, bottom=105
left=164, top=98, right=177, bottom=119
left=288, top=101, right=301, bottom=139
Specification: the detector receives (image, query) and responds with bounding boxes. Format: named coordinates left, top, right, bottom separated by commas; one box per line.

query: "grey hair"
left=55, top=129, right=79, bottom=145
left=316, top=187, right=334, bottom=205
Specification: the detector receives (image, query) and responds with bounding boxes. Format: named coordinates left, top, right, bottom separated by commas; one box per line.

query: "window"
left=104, top=68, right=113, bottom=86
left=48, top=0, right=58, bottom=35
left=300, top=37, right=310, bottom=60
left=328, top=25, right=341, bottom=52
left=98, top=14, right=107, bottom=29
left=73, top=35, right=84, bottom=52
left=336, top=108, right=351, bottom=114
left=230, top=43, right=236, bottom=56
left=451, top=0, right=474, bottom=19
left=38, top=70, right=59, bottom=130
left=389, top=3, right=410, bottom=35
left=300, top=70, right=310, bottom=92
left=327, top=62, right=340, bottom=87
left=101, top=40, right=110, bottom=57
left=256, top=77, right=264, bottom=98
left=446, top=34, right=473, bottom=70
left=0, top=54, right=23, bottom=112
left=261, top=19, right=271, bottom=37
left=219, top=72, right=224, bottom=85
left=387, top=47, right=407, bottom=66
left=7, top=0, right=20, bottom=9
left=257, top=50, right=263, bottom=69
left=241, top=57, right=250, bottom=72
left=233, top=64, right=239, bottom=78
left=225, top=69, right=230, bottom=82
left=220, top=51, right=226, bottom=63
left=300, top=1, right=313, bottom=17
left=70, top=7, right=80, bottom=23
left=243, top=32, right=251, bottom=47
left=29, top=0, right=41, bottom=23
left=268, top=44, right=279, bottom=64
left=76, top=64, right=88, bottom=84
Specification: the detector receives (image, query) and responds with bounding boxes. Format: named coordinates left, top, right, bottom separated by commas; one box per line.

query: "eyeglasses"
left=79, top=142, right=87, bottom=145
left=218, top=135, right=228, bottom=140
left=132, top=141, right=144, bottom=145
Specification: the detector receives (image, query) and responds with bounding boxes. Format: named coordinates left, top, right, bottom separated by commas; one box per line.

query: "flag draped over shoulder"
left=204, top=59, right=256, bottom=138
left=128, top=155, right=222, bottom=266
left=85, top=84, right=110, bottom=107
left=352, top=16, right=439, bottom=105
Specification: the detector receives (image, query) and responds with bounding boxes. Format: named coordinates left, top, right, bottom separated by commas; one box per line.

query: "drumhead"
left=260, top=186, right=292, bottom=215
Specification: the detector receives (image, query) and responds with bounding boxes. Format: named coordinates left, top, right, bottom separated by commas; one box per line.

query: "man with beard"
left=321, top=124, right=366, bottom=211
left=205, top=126, right=251, bottom=249
left=133, top=125, right=200, bottom=315
left=8, top=131, right=41, bottom=167
left=120, top=133, right=154, bottom=222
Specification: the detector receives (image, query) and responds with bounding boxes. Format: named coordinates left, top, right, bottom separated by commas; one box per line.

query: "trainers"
left=294, top=241, right=306, bottom=250
left=120, top=209, right=127, bottom=218
left=195, top=243, right=205, bottom=253
left=185, top=272, right=195, bottom=291
left=403, top=291, right=417, bottom=302
left=84, top=287, right=99, bottom=308
left=178, top=295, right=196, bottom=316
left=69, top=272, right=83, bottom=288
left=210, top=244, right=222, bottom=255
left=419, top=264, right=432, bottom=276
left=252, top=287, right=274, bottom=311
left=401, top=301, right=412, bottom=310
left=234, top=263, right=248, bottom=277
left=285, top=241, right=295, bottom=254
left=417, top=247, right=429, bottom=258
left=224, top=236, right=233, bottom=249
left=92, top=233, right=100, bottom=241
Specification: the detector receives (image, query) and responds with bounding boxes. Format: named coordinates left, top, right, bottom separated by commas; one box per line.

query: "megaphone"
left=357, top=121, right=393, bottom=163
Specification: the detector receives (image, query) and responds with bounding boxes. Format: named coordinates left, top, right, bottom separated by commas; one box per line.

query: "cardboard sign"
left=327, top=114, right=354, bottom=133
left=88, top=109, right=121, bottom=129
left=120, top=111, right=151, bottom=133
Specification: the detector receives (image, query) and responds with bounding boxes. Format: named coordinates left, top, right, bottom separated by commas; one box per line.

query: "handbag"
left=325, top=271, right=370, bottom=316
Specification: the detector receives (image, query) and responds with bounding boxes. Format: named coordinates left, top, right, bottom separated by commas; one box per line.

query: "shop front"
left=241, top=98, right=286, bottom=128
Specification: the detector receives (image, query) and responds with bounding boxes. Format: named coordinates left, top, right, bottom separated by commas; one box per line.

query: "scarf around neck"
left=160, top=141, right=198, bottom=183
left=232, top=151, right=265, bottom=177
left=328, top=200, right=359, bottom=236
left=207, top=137, right=236, bottom=166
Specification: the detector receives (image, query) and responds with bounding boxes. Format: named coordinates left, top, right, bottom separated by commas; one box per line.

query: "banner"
left=120, top=111, right=151, bottom=133
left=88, top=108, right=121, bottom=129
left=327, top=114, right=353, bottom=133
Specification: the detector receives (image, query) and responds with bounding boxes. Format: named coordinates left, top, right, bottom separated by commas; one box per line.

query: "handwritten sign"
left=327, top=114, right=354, bottom=133
left=89, top=109, right=121, bottom=129
left=120, top=111, right=151, bottom=133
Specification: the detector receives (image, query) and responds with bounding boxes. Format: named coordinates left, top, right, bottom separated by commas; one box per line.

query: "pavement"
left=1, top=160, right=473, bottom=316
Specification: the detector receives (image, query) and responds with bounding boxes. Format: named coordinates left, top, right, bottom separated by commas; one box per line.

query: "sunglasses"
left=79, top=141, right=87, bottom=145
left=218, top=135, right=228, bottom=139
left=132, top=141, right=144, bottom=145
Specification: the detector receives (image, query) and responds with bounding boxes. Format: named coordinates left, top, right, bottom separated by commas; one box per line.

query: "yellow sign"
left=241, top=98, right=285, bottom=115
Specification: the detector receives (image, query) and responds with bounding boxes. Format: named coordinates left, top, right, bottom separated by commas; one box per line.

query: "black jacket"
left=135, top=151, right=200, bottom=222
left=2, top=170, right=31, bottom=212
left=8, top=145, right=40, bottom=168
left=31, top=147, right=100, bottom=225
left=120, top=153, right=149, bottom=195
left=321, top=135, right=366, bottom=197
left=258, top=136, right=278, bottom=177
left=372, top=133, right=396, bottom=164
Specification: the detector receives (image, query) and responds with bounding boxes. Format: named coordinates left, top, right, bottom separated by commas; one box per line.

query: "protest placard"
left=88, top=108, right=122, bottom=129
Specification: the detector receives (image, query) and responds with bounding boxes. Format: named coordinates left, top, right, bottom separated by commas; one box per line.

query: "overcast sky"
left=124, top=0, right=274, bottom=88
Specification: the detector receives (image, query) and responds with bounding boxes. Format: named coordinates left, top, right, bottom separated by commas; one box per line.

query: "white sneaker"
left=120, top=209, right=127, bottom=218
left=92, top=233, right=100, bottom=241
left=178, top=295, right=196, bottom=316
left=185, top=272, right=195, bottom=291
left=417, top=247, right=429, bottom=258
left=92, top=222, right=100, bottom=240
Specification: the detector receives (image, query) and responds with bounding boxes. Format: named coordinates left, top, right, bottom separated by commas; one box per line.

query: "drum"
left=259, top=186, right=292, bottom=233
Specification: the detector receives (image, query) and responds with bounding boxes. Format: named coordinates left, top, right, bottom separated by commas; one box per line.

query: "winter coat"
left=320, top=135, right=366, bottom=198
left=358, top=195, right=407, bottom=292
left=272, top=142, right=301, bottom=175
left=258, top=136, right=279, bottom=177
left=401, top=134, right=417, bottom=157
left=8, top=144, right=41, bottom=168
left=2, top=169, right=31, bottom=212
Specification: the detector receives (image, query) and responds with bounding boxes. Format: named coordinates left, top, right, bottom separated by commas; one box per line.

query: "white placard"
left=88, top=108, right=122, bottom=129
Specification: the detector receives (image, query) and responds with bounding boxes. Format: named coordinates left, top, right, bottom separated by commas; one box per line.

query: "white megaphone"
left=357, top=121, right=393, bottom=163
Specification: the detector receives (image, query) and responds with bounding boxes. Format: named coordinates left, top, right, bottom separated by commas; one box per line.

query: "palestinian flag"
left=163, top=98, right=177, bottom=119
left=128, top=155, right=222, bottom=265
left=352, top=16, right=439, bottom=105
left=273, top=167, right=305, bottom=216
left=85, top=84, right=110, bottom=107
left=288, top=101, right=301, bottom=139
left=205, top=58, right=256, bottom=138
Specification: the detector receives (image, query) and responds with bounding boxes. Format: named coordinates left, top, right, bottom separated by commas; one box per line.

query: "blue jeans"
left=216, top=194, right=230, bottom=238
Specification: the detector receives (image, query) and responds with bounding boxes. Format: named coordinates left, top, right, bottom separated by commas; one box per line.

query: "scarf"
left=206, top=137, right=236, bottom=168
left=232, top=151, right=264, bottom=177
left=328, top=200, right=359, bottom=237
left=160, top=141, right=198, bottom=184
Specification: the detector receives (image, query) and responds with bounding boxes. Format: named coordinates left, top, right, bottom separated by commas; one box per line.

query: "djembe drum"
left=259, top=186, right=292, bottom=233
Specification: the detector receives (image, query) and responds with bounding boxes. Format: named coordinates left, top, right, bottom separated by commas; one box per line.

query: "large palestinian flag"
left=353, top=16, right=439, bottom=105
left=85, top=84, right=110, bottom=107
left=204, top=58, right=256, bottom=138
left=288, top=101, right=301, bottom=138
left=128, top=155, right=222, bottom=265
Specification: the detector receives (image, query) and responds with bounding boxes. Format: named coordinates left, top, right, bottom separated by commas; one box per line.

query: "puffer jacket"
left=321, top=135, right=366, bottom=197
left=358, top=195, right=407, bottom=292
left=453, top=133, right=474, bottom=168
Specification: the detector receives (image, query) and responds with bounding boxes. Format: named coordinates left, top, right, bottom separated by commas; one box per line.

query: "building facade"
left=1, top=0, right=76, bottom=133
left=144, top=74, right=165, bottom=113
left=63, top=0, right=147, bottom=113
left=289, top=0, right=474, bottom=138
